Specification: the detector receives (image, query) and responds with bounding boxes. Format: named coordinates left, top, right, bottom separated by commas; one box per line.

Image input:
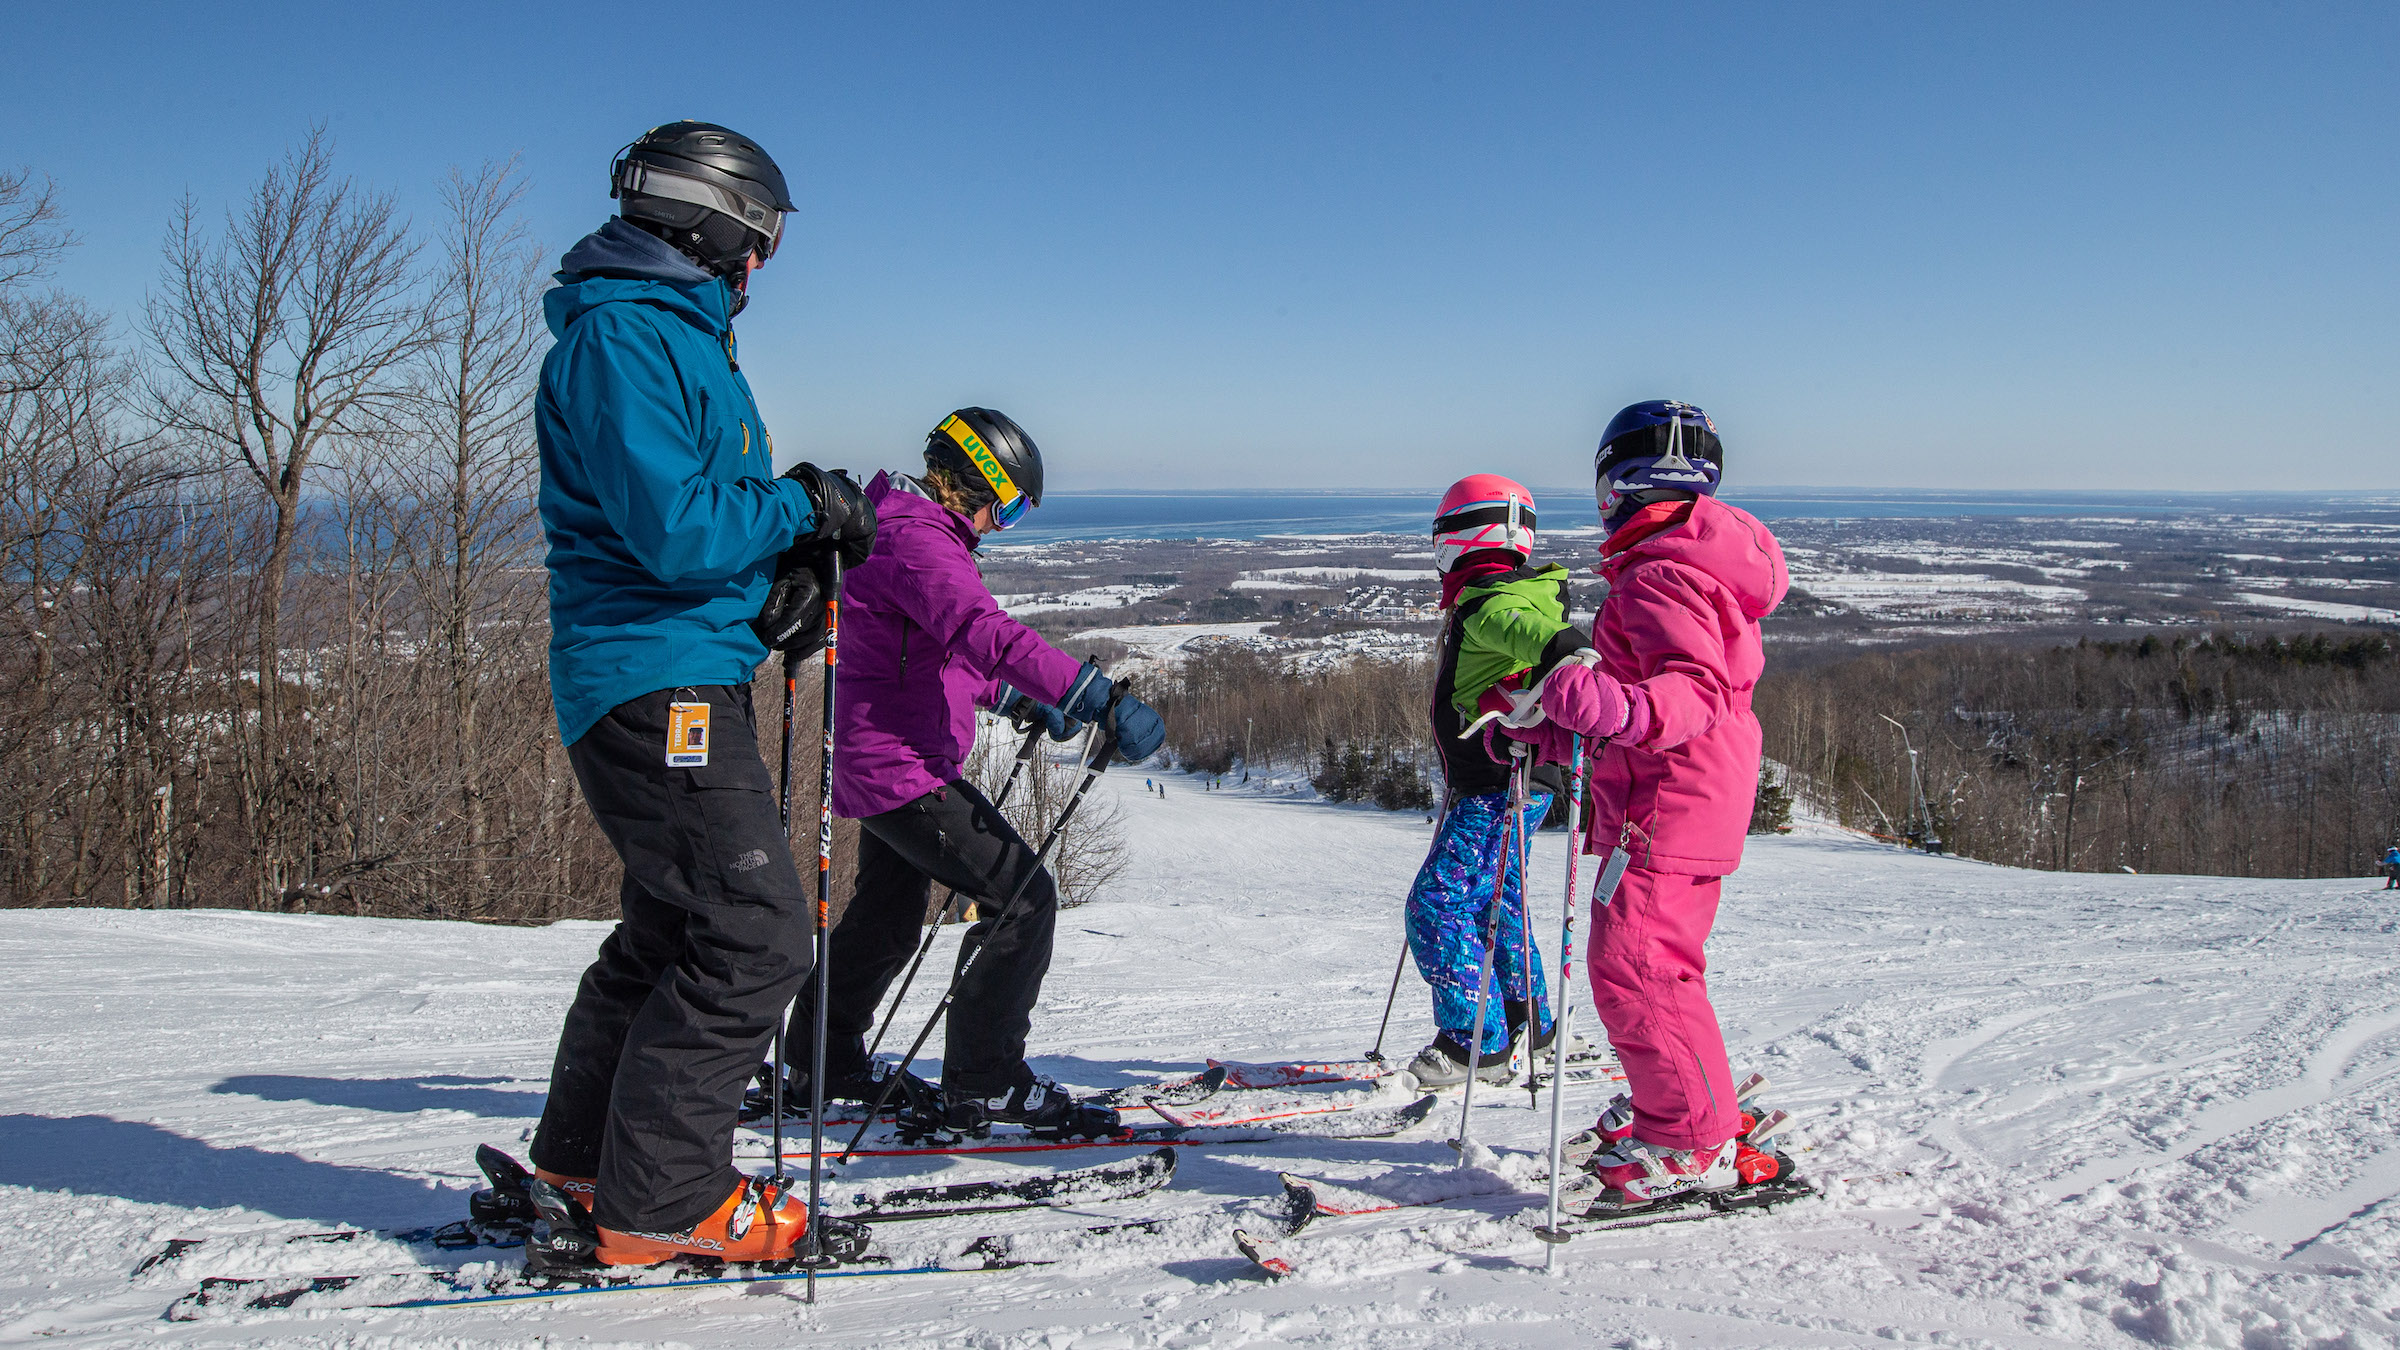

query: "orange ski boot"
left=594, top=1173, right=808, bottom=1266
left=534, top=1167, right=597, bottom=1213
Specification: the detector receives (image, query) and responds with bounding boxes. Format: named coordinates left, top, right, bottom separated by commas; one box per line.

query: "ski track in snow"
left=4, top=767, right=2400, bottom=1347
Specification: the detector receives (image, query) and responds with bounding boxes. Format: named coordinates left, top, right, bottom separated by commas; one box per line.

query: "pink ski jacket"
left=1529, top=495, right=1788, bottom=875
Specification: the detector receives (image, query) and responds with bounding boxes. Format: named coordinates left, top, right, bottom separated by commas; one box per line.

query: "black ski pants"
left=785, top=778, right=1056, bottom=1098
left=531, top=684, right=809, bottom=1233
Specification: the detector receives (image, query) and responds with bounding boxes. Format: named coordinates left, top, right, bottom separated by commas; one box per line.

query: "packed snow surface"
left=4, top=769, right=2400, bottom=1347
left=2230, top=592, right=2400, bottom=624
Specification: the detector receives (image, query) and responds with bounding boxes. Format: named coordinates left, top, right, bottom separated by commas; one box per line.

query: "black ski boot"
left=741, top=1057, right=941, bottom=1123
left=935, top=1066, right=1123, bottom=1141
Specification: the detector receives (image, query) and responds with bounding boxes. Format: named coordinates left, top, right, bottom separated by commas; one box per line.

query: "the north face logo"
left=729, top=849, right=770, bottom=873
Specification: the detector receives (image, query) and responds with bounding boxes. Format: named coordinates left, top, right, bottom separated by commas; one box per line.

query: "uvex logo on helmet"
left=939, top=415, right=1020, bottom=506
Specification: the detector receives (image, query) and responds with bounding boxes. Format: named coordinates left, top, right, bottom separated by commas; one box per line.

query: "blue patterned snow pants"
left=1405, top=789, right=1553, bottom=1054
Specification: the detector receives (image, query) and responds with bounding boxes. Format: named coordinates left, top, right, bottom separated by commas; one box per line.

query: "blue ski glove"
left=992, top=681, right=1080, bottom=742
left=1059, top=660, right=1166, bottom=765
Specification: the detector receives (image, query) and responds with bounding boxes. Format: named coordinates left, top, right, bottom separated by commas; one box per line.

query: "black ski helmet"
left=925, top=408, right=1044, bottom=525
left=611, top=121, right=794, bottom=277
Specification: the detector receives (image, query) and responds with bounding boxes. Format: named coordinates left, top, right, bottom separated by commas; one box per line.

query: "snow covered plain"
left=4, top=768, right=2400, bottom=1347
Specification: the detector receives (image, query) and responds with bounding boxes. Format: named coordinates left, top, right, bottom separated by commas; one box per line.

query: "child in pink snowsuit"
left=1490, top=400, right=1787, bottom=1209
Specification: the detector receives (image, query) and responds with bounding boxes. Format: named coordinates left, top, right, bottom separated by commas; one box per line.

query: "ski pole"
left=841, top=682, right=1132, bottom=1164
left=861, top=718, right=1048, bottom=1062
left=1372, top=790, right=1454, bottom=1063
left=1538, top=833, right=1633, bottom=1258
left=1537, top=734, right=1585, bottom=1267
left=1364, top=939, right=1410, bottom=1064
left=805, top=554, right=841, bottom=1301
left=991, top=717, right=1048, bottom=812
left=1520, top=770, right=1541, bottom=1112
left=1454, top=753, right=1523, bottom=1168
left=771, top=651, right=798, bottom=1202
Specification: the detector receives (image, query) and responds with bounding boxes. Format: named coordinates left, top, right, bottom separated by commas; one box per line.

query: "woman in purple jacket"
left=780, top=407, right=1164, bottom=1138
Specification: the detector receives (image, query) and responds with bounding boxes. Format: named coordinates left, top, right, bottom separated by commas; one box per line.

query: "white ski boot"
left=1404, top=1032, right=1514, bottom=1088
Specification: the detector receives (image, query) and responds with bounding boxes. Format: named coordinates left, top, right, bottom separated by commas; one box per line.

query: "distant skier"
left=2382, top=843, right=2400, bottom=889
left=1492, top=401, right=1789, bottom=1212
left=526, top=122, right=875, bottom=1268
left=776, top=407, right=1165, bottom=1137
left=1397, top=474, right=1572, bottom=1088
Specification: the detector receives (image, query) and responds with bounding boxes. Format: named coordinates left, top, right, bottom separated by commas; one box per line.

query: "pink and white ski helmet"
left=1432, top=474, right=1537, bottom=572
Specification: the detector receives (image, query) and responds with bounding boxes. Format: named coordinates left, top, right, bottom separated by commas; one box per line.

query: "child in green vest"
left=1398, top=474, right=1592, bottom=1086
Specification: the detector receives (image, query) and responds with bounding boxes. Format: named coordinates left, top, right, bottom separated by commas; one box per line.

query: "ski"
left=752, top=1093, right=1440, bottom=1161
left=1236, top=1164, right=1818, bottom=1277
left=741, top=1065, right=1229, bottom=1128
left=1100, top=1063, right=1229, bottom=1108
left=133, top=1221, right=519, bottom=1276
left=1206, top=1044, right=1623, bottom=1092
left=1207, top=1056, right=1406, bottom=1090
left=1143, top=1082, right=1393, bottom=1129
left=158, top=1148, right=1181, bottom=1283
left=1233, top=1227, right=1295, bottom=1276
left=846, top=1147, right=1176, bottom=1220
left=167, top=1244, right=1035, bottom=1318
left=1276, top=1168, right=1538, bottom=1234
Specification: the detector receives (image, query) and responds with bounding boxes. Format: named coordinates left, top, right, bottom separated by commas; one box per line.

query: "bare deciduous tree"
left=401, top=159, right=549, bottom=902
left=0, top=168, right=73, bottom=301
left=144, top=130, right=427, bottom=906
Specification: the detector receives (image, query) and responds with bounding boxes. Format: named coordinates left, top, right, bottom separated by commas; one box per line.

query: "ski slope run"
left=3, top=767, right=2398, bottom=1347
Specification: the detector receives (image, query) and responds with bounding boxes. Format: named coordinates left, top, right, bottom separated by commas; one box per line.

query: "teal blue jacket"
left=537, top=219, right=815, bottom=744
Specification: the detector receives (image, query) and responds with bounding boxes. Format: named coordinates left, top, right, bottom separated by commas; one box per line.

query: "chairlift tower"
left=1879, top=713, right=1942, bottom=853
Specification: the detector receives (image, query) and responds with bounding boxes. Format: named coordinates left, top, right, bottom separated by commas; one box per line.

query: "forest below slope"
left=1156, top=631, right=2400, bottom=880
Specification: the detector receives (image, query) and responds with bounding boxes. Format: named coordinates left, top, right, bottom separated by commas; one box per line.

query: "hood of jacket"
left=867, top=471, right=980, bottom=551
left=1598, top=493, right=1788, bottom=621
left=544, top=217, right=736, bottom=343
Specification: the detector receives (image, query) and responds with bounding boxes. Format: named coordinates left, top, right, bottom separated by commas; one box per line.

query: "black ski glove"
left=992, top=681, right=1081, bottom=742
left=750, top=550, right=831, bottom=656
left=785, top=463, right=878, bottom=568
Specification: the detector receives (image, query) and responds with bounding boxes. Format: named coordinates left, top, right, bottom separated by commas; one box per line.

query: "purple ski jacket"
left=831, top=472, right=1084, bottom=818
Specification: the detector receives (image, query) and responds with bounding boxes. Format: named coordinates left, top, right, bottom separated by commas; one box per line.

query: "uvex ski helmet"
left=926, top=408, right=1044, bottom=530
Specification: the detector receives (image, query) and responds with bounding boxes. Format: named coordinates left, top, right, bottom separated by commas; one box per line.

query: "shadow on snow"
left=210, top=1073, right=543, bottom=1118
left=0, top=1113, right=467, bottom=1227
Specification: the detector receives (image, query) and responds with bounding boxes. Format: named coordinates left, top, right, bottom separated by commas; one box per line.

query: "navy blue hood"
left=558, top=217, right=715, bottom=286
left=546, top=218, right=738, bottom=343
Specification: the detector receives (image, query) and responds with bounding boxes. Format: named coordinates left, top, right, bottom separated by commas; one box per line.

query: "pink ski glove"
left=1540, top=663, right=1648, bottom=743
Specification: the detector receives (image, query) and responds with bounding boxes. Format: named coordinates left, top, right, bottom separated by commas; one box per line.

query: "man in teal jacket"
left=527, top=121, right=874, bottom=1270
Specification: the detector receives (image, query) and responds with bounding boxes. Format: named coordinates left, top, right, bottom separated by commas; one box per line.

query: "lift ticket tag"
left=666, top=701, right=711, bottom=767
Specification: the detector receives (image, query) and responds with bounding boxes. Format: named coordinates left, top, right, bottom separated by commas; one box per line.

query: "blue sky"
left=8, top=2, right=2394, bottom=492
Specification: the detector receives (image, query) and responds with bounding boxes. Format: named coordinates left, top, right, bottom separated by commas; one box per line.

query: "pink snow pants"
left=1586, top=867, right=1738, bottom=1150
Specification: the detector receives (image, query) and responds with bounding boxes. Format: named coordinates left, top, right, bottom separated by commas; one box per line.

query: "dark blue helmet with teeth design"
left=1595, top=399, right=1724, bottom=530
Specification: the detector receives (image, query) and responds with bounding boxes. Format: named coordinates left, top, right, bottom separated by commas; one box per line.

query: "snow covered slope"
left=3, top=769, right=2398, bottom=1347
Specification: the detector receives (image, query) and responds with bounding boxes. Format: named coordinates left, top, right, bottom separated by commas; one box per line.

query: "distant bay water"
left=998, top=488, right=2377, bottom=545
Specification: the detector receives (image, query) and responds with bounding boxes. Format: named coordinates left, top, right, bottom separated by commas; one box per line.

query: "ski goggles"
left=1431, top=498, right=1535, bottom=571
left=939, top=415, right=1031, bottom=530
left=614, top=159, right=785, bottom=261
